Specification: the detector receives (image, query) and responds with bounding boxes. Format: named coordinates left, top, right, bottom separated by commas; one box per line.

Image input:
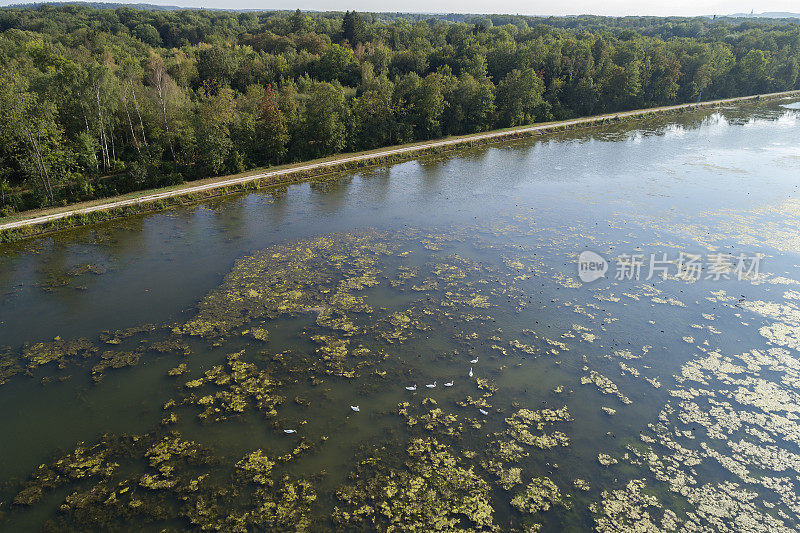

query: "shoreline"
left=2, top=89, right=798, bottom=242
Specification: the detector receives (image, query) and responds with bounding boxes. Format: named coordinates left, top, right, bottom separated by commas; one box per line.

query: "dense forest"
left=1, top=5, right=799, bottom=213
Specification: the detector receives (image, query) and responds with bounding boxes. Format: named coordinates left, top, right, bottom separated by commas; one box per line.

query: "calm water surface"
left=1, top=99, right=800, bottom=531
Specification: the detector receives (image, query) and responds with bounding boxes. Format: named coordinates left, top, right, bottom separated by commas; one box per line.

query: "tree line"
left=1, top=5, right=798, bottom=212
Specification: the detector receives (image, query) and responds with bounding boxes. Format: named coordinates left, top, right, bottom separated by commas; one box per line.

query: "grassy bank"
left=2, top=89, right=798, bottom=243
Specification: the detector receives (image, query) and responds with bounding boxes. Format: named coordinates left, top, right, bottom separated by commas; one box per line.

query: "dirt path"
left=2, top=90, right=798, bottom=233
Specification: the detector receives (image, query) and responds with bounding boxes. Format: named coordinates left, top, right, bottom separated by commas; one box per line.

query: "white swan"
left=470, top=357, right=479, bottom=364
left=444, top=380, right=454, bottom=387
left=351, top=405, right=360, bottom=412
left=426, top=381, right=437, bottom=388
left=405, top=384, right=417, bottom=391
left=479, top=409, right=489, bottom=415
left=284, top=429, right=297, bottom=434
left=469, top=367, right=473, bottom=378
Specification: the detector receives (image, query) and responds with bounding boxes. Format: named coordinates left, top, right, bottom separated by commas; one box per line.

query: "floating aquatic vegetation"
left=10, top=205, right=800, bottom=530
left=175, top=232, right=397, bottom=340
left=311, top=334, right=353, bottom=377
left=21, top=337, right=97, bottom=371
left=100, top=324, right=157, bottom=345
left=167, top=363, right=188, bottom=376
left=495, top=437, right=533, bottom=464
left=13, top=438, right=120, bottom=506
left=613, top=348, right=639, bottom=360
left=484, top=460, right=523, bottom=490
left=333, top=437, right=497, bottom=531
left=174, top=233, right=394, bottom=339
left=458, top=395, right=494, bottom=414
left=69, top=263, right=108, bottom=276
left=573, top=478, right=590, bottom=491
left=511, top=476, right=568, bottom=515
left=235, top=449, right=275, bottom=486
left=38, top=263, right=108, bottom=291
left=513, top=332, right=569, bottom=356
left=580, top=370, right=632, bottom=404
left=379, top=309, right=427, bottom=343
left=398, top=399, right=464, bottom=437
left=10, top=428, right=319, bottom=531
left=769, top=277, right=800, bottom=286
left=0, top=347, right=21, bottom=385
left=504, top=407, right=572, bottom=449
left=242, top=327, right=270, bottom=342
left=597, top=453, right=618, bottom=467
left=91, top=350, right=142, bottom=381
left=619, top=362, right=640, bottom=378
left=178, top=350, right=283, bottom=422
left=759, top=322, right=800, bottom=350
left=509, top=339, right=539, bottom=356
left=652, top=296, right=687, bottom=307
left=147, top=336, right=192, bottom=356
left=645, top=376, right=662, bottom=388
left=591, top=479, right=673, bottom=532
left=599, top=277, right=800, bottom=531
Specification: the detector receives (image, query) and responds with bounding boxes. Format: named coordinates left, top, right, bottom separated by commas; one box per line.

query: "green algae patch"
left=10, top=428, right=318, bottom=531
left=91, top=350, right=142, bottom=382
left=580, top=370, right=632, bottom=405
left=38, top=263, right=108, bottom=292
left=504, top=407, right=573, bottom=449
left=511, top=476, right=568, bottom=515
left=0, top=348, right=21, bottom=385
left=175, top=232, right=397, bottom=341
left=243, top=327, right=270, bottom=342
left=147, top=336, right=192, bottom=356
left=333, top=437, right=498, bottom=531
left=11, top=217, right=800, bottom=530
left=21, top=337, right=97, bottom=371
left=397, top=399, right=464, bottom=437
left=235, top=450, right=276, bottom=486
left=590, top=479, right=673, bottom=532
left=484, top=460, right=523, bottom=491
left=179, top=350, right=283, bottom=422
left=13, top=439, right=120, bottom=506
left=167, top=362, right=188, bottom=377
left=100, top=324, right=158, bottom=345
left=1, top=329, right=189, bottom=386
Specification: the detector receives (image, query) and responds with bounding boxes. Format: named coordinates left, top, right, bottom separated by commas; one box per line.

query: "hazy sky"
left=2, top=0, right=798, bottom=17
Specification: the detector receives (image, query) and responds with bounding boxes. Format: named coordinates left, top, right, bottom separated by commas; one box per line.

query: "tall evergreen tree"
left=342, top=11, right=366, bottom=46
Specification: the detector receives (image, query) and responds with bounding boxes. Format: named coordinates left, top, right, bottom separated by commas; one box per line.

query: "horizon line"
left=0, top=1, right=799, bottom=20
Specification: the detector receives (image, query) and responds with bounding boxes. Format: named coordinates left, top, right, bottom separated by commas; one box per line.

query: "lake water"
left=1, top=99, right=800, bottom=531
